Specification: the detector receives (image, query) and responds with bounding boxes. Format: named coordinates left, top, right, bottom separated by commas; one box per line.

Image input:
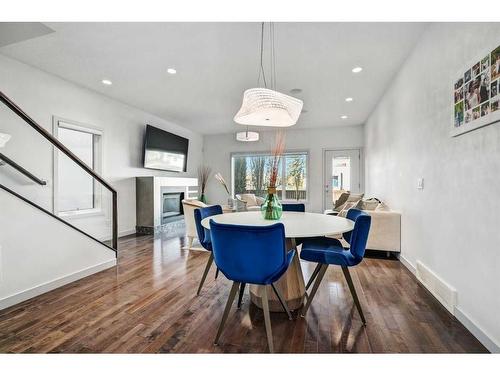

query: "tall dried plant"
left=214, top=172, right=231, bottom=196
left=197, top=165, right=212, bottom=195
left=268, top=130, right=285, bottom=188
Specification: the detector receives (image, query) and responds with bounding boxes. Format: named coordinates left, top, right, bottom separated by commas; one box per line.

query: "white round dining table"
left=201, top=211, right=354, bottom=312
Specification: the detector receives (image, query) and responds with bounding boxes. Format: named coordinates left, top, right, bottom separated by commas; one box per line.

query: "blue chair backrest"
left=347, top=209, right=372, bottom=260
left=209, top=220, right=287, bottom=285
left=343, top=208, right=363, bottom=243
left=282, top=203, right=305, bottom=212
left=194, top=205, right=223, bottom=249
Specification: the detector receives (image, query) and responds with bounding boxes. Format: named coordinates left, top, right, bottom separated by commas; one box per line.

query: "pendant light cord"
left=256, top=22, right=277, bottom=90
left=257, top=22, right=268, bottom=88
left=270, top=22, right=276, bottom=90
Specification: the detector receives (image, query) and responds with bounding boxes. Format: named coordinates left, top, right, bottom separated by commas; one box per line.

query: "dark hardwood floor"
left=0, top=234, right=487, bottom=353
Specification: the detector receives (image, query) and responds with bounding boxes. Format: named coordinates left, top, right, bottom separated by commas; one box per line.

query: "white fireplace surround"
left=136, top=176, right=198, bottom=234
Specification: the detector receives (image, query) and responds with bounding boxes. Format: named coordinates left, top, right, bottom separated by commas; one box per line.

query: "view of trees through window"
left=232, top=153, right=307, bottom=200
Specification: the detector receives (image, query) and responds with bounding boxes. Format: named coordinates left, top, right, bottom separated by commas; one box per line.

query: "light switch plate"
left=417, top=178, right=424, bottom=190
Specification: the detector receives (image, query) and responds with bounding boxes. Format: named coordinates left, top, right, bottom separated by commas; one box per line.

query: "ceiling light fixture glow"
left=340, top=115, right=348, bottom=119
left=101, top=79, right=112, bottom=85
left=236, top=130, right=259, bottom=142
left=167, top=68, right=177, bottom=75
left=351, top=67, right=363, bottom=73
left=345, top=97, right=353, bottom=102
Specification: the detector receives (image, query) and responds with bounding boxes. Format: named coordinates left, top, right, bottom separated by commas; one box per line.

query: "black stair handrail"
left=0, top=90, right=118, bottom=251
left=0, top=152, right=47, bottom=185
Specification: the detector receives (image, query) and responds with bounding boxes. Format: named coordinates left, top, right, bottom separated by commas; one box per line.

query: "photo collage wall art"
left=452, top=43, right=500, bottom=136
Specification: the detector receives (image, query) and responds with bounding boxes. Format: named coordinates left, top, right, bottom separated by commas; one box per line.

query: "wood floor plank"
left=0, top=234, right=489, bottom=353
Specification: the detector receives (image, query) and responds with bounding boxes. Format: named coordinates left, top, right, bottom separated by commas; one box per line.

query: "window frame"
left=52, top=116, right=104, bottom=218
left=230, top=149, right=310, bottom=203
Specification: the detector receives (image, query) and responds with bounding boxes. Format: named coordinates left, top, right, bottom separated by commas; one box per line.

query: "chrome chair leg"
left=271, top=283, right=293, bottom=320
left=237, top=283, right=246, bottom=309
left=341, top=266, right=366, bottom=325
left=197, top=252, right=214, bottom=295
left=301, top=264, right=328, bottom=317
left=261, top=286, right=274, bottom=353
left=214, top=281, right=240, bottom=345
left=305, top=263, right=323, bottom=290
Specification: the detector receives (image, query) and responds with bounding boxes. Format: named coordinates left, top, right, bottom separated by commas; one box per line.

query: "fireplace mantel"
left=136, top=176, right=198, bottom=234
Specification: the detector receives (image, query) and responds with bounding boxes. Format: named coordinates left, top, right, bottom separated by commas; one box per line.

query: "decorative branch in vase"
left=214, top=172, right=234, bottom=208
left=197, top=165, right=212, bottom=203
left=262, top=131, right=285, bottom=220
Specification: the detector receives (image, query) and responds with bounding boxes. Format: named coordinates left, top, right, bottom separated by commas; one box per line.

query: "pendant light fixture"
left=234, top=23, right=303, bottom=127
left=236, top=128, right=260, bottom=142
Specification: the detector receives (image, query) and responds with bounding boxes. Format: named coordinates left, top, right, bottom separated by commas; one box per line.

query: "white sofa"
left=327, top=203, right=401, bottom=254
left=362, top=209, right=401, bottom=253
left=181, top=199, right=207, bottom=250
left=235, top=194, right=265, bottom=211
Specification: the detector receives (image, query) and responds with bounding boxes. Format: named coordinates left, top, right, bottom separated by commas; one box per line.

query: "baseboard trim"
left=119, top=228, right=136, bottom=238
left=398, top=253, right=416, bottom=275
left=0, top=259, right=116, bottom=311
left=398, top=253, right=497, bottom=353
left=455, top=307, right=499, bottom=353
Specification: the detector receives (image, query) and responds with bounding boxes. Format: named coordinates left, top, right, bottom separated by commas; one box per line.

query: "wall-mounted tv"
left=143, top=125, right=189, bottom=172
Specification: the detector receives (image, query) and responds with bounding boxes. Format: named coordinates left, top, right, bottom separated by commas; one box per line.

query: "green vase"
left=199, top=194, right=207, bottom=204
left=261, top=187, right=282, bottom=220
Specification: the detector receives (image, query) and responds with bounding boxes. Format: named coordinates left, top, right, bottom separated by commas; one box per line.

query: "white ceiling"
left=0, top=22, right=427, bottom=134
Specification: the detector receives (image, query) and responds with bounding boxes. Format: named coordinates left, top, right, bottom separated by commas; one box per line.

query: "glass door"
left=323, top=149, right=361, bottom=211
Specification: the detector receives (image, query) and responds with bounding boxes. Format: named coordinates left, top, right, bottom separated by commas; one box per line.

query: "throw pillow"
left=333, top=192, right=350, bottom=210
left=356, top=198, right=379, bottom=211
left=338, top=200, right=362, bottom=217
left=375, top=202, right=391, bottom=211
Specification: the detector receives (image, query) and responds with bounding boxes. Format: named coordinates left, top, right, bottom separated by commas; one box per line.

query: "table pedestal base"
left=249, top=239, right=306, bottom=312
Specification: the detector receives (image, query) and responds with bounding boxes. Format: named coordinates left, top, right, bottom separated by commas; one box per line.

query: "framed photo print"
left=451, top=42, right=500, bottom=137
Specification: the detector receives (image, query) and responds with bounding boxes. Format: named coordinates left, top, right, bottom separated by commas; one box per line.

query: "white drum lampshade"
left=236, top=131, right=259, bottom=142
left=234, top=88, right=303, bottom=127
left=0, top=133, right=11, bottom=148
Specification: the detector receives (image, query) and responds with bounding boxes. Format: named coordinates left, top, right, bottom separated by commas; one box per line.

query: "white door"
left=323, top=149, right=361, bottom=211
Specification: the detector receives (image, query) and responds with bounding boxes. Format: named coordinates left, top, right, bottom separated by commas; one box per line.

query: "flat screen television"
left=143, top=125, right=189, bottom=172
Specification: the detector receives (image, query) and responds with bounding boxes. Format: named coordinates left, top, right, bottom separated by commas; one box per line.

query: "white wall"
left=203, top=125, right=364, bottom=213
left=364, top=23, right=500, bottom=352
left=0, top=188, right=116, bottom=309
left=0, top=54, right=203, bottom=238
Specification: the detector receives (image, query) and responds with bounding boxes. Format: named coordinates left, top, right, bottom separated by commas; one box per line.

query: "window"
left=231, top=151, right=308, bottom=201
left=54, top=119, right=102, bottom=215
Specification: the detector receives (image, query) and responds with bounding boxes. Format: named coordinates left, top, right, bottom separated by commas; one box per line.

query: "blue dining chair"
left=300, top=208, right=371, bottom=325
left=194, top=205, right=223, bottom=295
left=234, top=203, right=304, bottom=310
left=282, top=203, right=305, bottom=212
left=209, top=220, right=294, bottom=353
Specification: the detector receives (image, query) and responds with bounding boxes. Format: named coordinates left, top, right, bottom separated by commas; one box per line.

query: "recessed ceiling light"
left=345, top=97, right=353, bottom=102
left=352, top=67, right=363, bottom=73
left=101, top=79, right=112, bottom=85
left=340, top=115, right=348, bottom=119
left=290, top=88, right=302, bottom=94
left=167, top=68, right=177, bottom=75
